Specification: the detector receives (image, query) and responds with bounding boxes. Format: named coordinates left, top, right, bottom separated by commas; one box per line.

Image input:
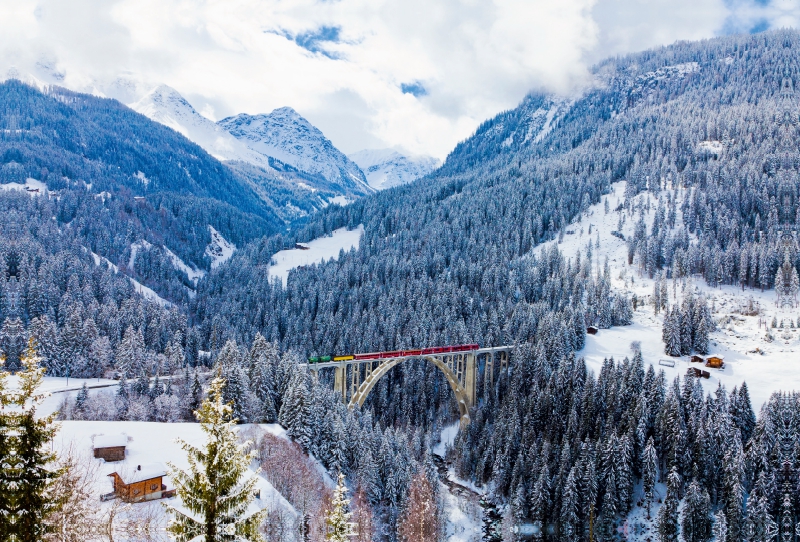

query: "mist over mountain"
left=349, top=148, right=440, bottom=190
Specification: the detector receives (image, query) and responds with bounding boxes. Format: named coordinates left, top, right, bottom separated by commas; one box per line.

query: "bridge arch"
left=348, top=355, right=473, bottom=427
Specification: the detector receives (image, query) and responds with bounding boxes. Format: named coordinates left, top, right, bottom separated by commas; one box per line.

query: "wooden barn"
left=705, top=355, right=724, bottom=369
left=587, top=326, right=599, bottom=335
left=107, top=464, right=170, bottom=503
left=93, top=435, right=127, bottom=462
left=690, top=355, right=705, bottom=364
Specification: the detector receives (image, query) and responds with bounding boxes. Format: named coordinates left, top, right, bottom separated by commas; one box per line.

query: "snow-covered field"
left=268, top=225, right=364, bottom=286
left=0, top=177, right=48, bottom=194
left=54, top=421, right=297, bottom=537
left=535, top=181, right=800, bottom=411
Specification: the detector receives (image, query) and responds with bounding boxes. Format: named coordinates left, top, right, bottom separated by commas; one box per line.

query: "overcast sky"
left=1, top=0, right=798, bottom=159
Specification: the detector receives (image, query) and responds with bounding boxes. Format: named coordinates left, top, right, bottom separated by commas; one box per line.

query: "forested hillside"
left=3, top=27, right=800, bottom=542
left=187, top=29, right=800, bottom=539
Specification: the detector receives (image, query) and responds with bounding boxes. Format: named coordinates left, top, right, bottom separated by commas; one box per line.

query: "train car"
left=312, top=343, right=480, bottom=364
left=382, top=350, right=403, bottom=358
left=353, top=352, right=381, bottom=360
left=401, top=349, right=423, bottom=356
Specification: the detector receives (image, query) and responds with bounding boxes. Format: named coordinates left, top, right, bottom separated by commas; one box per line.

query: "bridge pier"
left=334, top=365, right=346, bottom=401
left=304, top=345, right=512, bottom=428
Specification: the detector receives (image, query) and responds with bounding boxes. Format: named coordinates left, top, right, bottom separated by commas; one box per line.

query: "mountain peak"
left=219, top=109, right=372, bottom=196
left=349, top=148, right=439, bottom=190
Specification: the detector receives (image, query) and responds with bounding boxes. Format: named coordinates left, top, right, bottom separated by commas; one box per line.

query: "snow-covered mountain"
left=218, top=108, right=373, bottom=197
left=131, top=87, right=374, bottom=204
left=129, top=85, right=269, bottom=166
left=348, top=148, right=440, bottom=190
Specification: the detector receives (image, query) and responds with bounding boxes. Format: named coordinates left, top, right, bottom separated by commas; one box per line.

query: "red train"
left=308, top=343, right=479, bottom=364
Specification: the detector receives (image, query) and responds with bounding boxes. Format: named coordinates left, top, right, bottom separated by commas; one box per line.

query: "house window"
left=151, top=484, right=158, bottom=491
left=133, top=489, right=140, bottom=495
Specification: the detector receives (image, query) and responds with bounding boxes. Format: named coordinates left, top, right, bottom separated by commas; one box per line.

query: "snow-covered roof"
left=110, top=463, right=167, bottom=484
left=94, top=435, right=128, bottom=449
left=706, top=354, right=725, bottom=359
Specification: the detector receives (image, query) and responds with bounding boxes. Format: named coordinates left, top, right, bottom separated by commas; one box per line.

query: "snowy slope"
left=348, top=148, right=439, bottom=190
left=164, top=247, right=205, bottom=284
left=533, top=181, right=800, bottom=411
left=206, top=225, right=236, bottom=269
left=90, top=251, right=173, bottom=308
left=129, top=85, right=269, bottom=166
left=55, top=421, right=298, bottom=539
left=268, top=226, right=364, bottom=286
left=0, top=177, right=48, bottom=195
left=219, top=108, right=373, bottom=196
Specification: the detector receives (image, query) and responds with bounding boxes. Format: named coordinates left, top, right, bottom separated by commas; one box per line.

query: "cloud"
left=0, top=0, right=798, bottom=160
left=276, top=25, right=344, bottom=59
left=400, top=82, right=427, bottom=97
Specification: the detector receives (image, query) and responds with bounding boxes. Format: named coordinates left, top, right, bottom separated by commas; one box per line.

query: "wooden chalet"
left=690, top=354, right=705, bottom=364
left=93, top=435, right=127, bottom=462
left=705, top=355, right=724, bottom=369
left=687, top=367, right=710, bottom=379
left=107, top=464, right=171, bottom=503
left=586, top=326, right=599, bottom=335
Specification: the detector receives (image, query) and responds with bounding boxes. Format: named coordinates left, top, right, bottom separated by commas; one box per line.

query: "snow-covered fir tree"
left=325, top=473, right=357, bottom=542
left=164, top=375, right=267, bottom=542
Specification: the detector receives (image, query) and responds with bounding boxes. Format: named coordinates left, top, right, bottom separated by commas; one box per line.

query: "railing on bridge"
left=302, top=344, right=513, bottom=427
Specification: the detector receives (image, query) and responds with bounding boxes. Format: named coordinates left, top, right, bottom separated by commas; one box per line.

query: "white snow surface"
left=0, top=177, right=48, bottom=195
left=130, top=85, right=269, bottom=167
left=442, top=485, right=481, bottom=542
left=433, top=422, right=459, bottom=457
left=164, top=246, right=205, bottom=284
left=205, top=225, right=236, bottom=269
left=55, top=421, right=297, bottom=533
left=698, top=139, right=723, bottom=156
left=267, top=225, right=364, bottom=287
left=326, top=195, right=351, bottom=207
left=348, top=147, right=439, bottom=190
left=533, top=180, right=800, bottom=411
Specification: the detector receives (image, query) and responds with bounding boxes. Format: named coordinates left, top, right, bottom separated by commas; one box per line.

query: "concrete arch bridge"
left=304, top=345, right=513, bottom=427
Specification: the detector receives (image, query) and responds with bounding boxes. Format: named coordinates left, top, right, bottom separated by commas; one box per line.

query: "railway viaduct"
left=304, top=346, right=513, bottom=427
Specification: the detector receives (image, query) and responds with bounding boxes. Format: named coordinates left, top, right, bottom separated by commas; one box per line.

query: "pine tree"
left=664, top=307, right=682, bottom=356
left=681, top=479, right=711, bottom=542
left=326, top=473, right=357, bottom=542
left=656, top=467, right=681, bottom=542
left=0, top=353, right=10, bottom=541
left=642, top=436, right=658, bottom=519
left=693, top=314, right=709, bottom=355
left=560, top=467, right=580, bottom=541
left=278, top=372, right=312, bottom=451
left=712, top=510, right=727, bottom=542
left=3, top=338, right=64, bottom=542
left=74, top=382, right=89, bottom=416
left=164, top=375, right=267, bottom=542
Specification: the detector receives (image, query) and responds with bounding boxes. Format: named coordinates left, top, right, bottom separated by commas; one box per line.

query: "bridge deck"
left=301, top=345, right=513, bottom=369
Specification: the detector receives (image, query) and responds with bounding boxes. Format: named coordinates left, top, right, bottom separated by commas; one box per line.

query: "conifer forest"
left=1, top=20, right=800, bottom=542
